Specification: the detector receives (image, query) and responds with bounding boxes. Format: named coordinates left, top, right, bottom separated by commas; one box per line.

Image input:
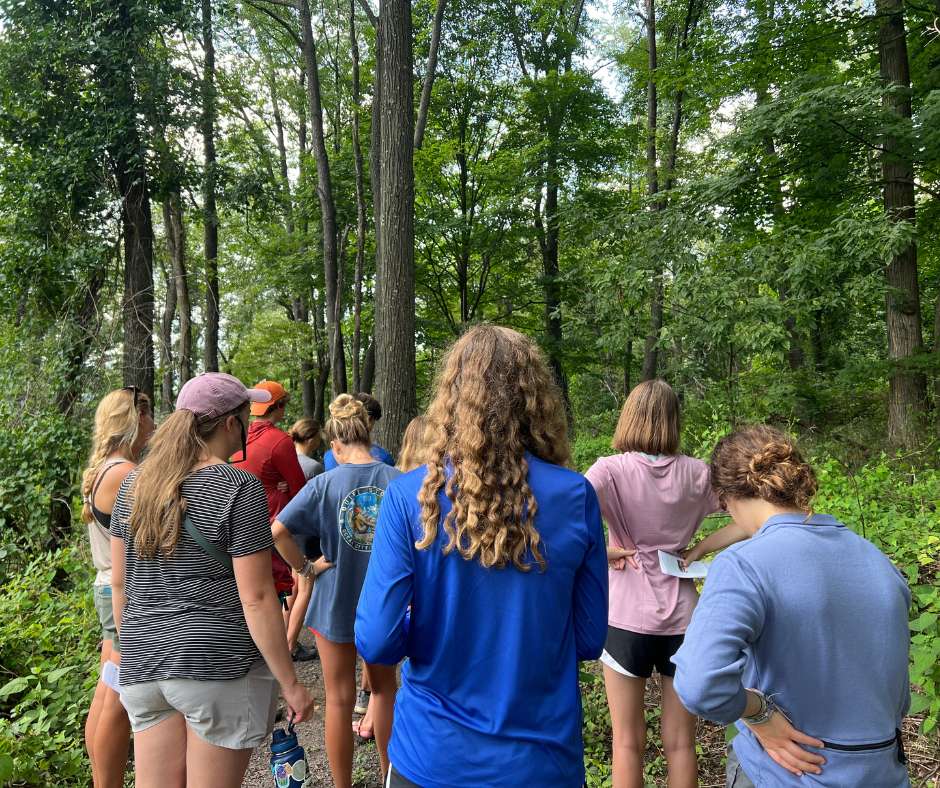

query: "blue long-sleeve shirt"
left=673, top=513, right=911, bottom=787
left=355, top=454, right=609, bottom=788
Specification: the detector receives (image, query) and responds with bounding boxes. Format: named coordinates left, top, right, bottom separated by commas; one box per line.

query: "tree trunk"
left=877, top=0, right=927, bottom=447
left=371, top=13, right=384, bottom=275
left=164, top=191, right=192, bottom=386
left=375, top=0, right=416, bottom=455
left=202, top=0, right=220, bottom=372
left=158, top=243, right=177, bottom=414
left=350, top=0, right=367, bottom=393
left=540, top=154, right=567, bottom=397
left=300, top=0, right=347, bottom=396
left=362, top=338, right=376, bottom=394
left=119, top=158, right=156, bottom=400
left=641, top=0, right=662, bottom=382
left=624, top=336, right=633, bottom=399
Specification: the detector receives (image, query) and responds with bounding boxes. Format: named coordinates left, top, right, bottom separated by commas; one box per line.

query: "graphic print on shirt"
left=338, top=486, right=383, bottom=552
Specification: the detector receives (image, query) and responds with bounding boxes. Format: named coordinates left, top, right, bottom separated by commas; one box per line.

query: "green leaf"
left=0, top=676, right=29, bottom=699
left=0, top=754, right=12, bottom=782
left=45, top=665, right=78, bottom=683
left=908, top=692, right=929, bottom=715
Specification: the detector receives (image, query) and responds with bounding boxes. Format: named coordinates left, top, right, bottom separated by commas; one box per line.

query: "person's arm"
left=271, top=520, right=332, bottom=575
left=228, top=479, right=314, bottom=721
left=110, top=535, right=126, bottom=638
left=573, top=483, right=609, bottom=661
left=272, top=436, right=307, bottom=498
left=672, top=554, right=824, bottom=777
left=234, top=549, right=313, bottom=722
left=683, top=521, right=748, bottom=564
left=355, top=483, right=413, bottom=665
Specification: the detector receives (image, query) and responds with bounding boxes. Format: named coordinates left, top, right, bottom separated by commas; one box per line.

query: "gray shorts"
left=726, top=744, right=756, bottom=788
left=120, top=660, right=279, bottom=750
left=93, top=585, right=120, bottom=650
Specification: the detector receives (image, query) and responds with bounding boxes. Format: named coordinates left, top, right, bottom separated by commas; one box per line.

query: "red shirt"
left=234, top=420, right=306, bottom=522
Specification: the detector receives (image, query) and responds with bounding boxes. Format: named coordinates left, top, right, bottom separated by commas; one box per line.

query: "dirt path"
left=243, top=634, right=384, bottom=788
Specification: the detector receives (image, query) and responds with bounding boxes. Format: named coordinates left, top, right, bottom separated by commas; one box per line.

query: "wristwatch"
left=742, top=689, right=775, bottom=725
left=299, top=558, right=316, bottom=579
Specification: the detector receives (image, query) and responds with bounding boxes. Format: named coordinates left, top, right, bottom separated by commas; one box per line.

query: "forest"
left=0, top=0, right=937, bottom=784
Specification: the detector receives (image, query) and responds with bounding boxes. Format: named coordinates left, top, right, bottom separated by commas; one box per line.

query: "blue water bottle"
left=270, top=720, right=308, bottom=788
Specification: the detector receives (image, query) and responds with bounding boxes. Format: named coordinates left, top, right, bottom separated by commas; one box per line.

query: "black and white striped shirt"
left=110, top=464, right=273, bottom=685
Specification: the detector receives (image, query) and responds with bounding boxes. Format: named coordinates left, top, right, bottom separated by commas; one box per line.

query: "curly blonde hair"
left=417, top=325, right=570, bottom=571
left=710, top=424, right=818, bottom=512
left=326, top=394, right=371, bottom=446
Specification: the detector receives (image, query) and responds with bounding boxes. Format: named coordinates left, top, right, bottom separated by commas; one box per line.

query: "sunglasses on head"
left=122, top=386, right=151, bottom=415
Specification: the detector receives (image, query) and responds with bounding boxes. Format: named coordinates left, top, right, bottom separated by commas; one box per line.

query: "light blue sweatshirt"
left=355, top=455, right=609, bottom=787
left=672, top=513, right=911, bottom=787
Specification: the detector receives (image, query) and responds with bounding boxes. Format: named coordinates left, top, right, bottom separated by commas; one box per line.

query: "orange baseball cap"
left=250, top=380, right=288, bottom=416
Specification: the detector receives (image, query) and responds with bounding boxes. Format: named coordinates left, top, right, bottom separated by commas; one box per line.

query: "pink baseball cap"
left=175, top=373, right=271, bottom=419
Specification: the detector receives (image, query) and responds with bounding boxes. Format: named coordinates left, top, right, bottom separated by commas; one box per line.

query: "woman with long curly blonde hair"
left=81, top=386, right=154, bottom=788
left=356, top=325, right=609, bottom=788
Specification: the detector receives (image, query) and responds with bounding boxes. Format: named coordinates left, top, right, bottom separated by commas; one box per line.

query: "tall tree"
left=202, top=0, right=220, bottom=372
left=300, top=0, right=347, bottom=395
left=375, top=0, right=417, bottom=453
left=877, top=0, right=927, bottom=446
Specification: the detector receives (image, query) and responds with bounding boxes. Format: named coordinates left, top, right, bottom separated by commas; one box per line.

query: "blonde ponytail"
left=80, top=389, right=149, bottom=523
left=128, top=406, right=235, bottom=558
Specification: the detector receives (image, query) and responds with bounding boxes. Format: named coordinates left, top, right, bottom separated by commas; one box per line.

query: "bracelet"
left=741, top=689, right=774, bottom=726
left=299, top=559, right=316, bottom=579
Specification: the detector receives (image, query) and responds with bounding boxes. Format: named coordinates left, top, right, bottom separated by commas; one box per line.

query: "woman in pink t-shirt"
left=585, top=380, right=721, bottom=788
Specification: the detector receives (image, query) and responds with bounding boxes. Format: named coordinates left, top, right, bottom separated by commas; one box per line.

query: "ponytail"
left=128, top=406, right=233, bottom=558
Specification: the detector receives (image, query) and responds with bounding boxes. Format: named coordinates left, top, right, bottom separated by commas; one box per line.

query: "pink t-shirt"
left=584, top=452, right=720, bottom=635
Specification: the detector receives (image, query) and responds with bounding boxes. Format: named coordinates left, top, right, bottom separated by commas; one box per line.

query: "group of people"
left=80, top=324, right=913, bottom=788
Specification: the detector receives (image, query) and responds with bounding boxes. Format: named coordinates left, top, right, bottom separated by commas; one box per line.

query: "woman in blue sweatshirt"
left=673, top=425, right=911, bottom=787
left=355, top=325, right=609, bottom=788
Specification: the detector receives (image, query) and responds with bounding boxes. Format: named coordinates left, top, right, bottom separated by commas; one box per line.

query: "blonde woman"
left=355, top=325, right=608, bottom=787
left=273, top=394, right=401, bottom=788
left=584, top=380, right=723, bottom=788
left=109, top=373, right=314, bottom=788
left=81, top=387, right=154, bottom=788
left=396, top=415, right=429, bottom=472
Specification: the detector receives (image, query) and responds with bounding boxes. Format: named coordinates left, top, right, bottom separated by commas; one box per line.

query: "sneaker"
left=292, top=643, right=319, bottom=662
left=354, top=689, right=371, bottom=715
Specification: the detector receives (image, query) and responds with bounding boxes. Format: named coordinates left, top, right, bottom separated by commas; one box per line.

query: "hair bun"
left=329, top=394, right=366, bottom=421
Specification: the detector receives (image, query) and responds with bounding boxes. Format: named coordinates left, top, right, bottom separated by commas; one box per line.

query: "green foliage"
left=0, top=547, right=98, bottom=786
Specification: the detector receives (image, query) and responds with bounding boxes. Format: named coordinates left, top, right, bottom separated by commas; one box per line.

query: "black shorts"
left=601, top=626, right=684, bottom=678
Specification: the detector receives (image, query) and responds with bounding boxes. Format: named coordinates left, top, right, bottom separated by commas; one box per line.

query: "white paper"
left=658, top=550, right=709, bottom=579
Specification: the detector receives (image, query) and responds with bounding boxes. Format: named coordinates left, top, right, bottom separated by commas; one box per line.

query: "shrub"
left=0, top=546, right=98, bottom=785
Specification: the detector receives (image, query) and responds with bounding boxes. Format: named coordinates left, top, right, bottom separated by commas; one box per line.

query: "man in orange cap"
left=232, top=381, right=307, bottom=623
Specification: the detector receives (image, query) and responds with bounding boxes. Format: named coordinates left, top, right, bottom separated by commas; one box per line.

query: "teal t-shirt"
left=278, top=460, right=401, bottom=643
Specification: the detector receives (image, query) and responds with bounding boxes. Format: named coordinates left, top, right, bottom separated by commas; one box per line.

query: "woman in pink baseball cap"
left=109, top=373, right=314, bottom=788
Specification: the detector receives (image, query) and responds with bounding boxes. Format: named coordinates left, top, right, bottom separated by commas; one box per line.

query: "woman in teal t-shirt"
left=273, top=394, right=400, bottom=788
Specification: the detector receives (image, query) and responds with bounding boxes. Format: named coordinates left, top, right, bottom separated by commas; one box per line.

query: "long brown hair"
left=612, top=379, right=680, bottom=455
left=81, top=389, right=151, bottom=523
left=127, top=403, right=245, bottom=558
left=397, top=415, right=429, bottom=472
left=710, top=425, right=818, bottom=511
left=417, top=325, right=569, bottom=571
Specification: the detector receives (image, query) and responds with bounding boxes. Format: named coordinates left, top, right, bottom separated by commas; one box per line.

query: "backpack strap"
left=182, top=515, right=234, bottom=575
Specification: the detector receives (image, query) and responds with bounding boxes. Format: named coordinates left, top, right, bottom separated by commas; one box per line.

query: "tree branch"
left=414, top=0, right=447, bottom=149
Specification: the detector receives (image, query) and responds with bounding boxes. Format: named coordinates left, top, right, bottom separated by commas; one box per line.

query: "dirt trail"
left=242, top=634, right=383, bottom=788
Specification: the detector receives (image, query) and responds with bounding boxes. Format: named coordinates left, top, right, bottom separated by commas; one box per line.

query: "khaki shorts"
left=120, top=660, right=279, bottom=750
left=93, top=585, right=120, bottom=650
